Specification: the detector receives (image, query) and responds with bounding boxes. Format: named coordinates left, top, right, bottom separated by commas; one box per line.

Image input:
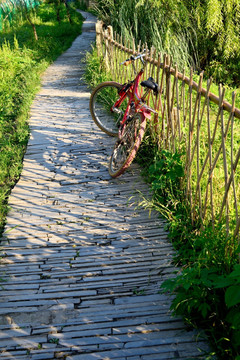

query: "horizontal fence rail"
left=96, top=21, right=240, bottom=242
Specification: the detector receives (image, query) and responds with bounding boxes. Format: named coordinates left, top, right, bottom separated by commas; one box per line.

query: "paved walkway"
left=0, top=11, right=209, bottom=360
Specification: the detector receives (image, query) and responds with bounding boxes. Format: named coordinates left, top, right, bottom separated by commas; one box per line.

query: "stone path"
left=0, top=11, right=210, bottom=360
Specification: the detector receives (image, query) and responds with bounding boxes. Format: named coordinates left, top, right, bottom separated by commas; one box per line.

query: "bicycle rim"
left=109, top=112, right=146, bottom=178
left=89, top=82, right=129, bottom=137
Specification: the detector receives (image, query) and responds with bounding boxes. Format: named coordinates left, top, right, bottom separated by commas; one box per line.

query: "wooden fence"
left=95, top=21, right=240, bottom=241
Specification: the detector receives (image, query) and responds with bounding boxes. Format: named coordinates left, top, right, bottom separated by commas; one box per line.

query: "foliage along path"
left=0, top=11, right=210, bottom=360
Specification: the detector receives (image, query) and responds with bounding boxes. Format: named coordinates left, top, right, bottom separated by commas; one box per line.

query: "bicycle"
left=89, top=51, right=159, bottom=177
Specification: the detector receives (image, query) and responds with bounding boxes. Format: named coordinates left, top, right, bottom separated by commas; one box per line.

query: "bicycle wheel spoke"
left=90, top=82, right=129, bottom=136
left=109, top=113, right=146, bottom=177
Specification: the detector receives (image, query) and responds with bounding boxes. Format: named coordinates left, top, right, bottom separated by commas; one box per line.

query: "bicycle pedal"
left=112, top=106, right=122, bottom=114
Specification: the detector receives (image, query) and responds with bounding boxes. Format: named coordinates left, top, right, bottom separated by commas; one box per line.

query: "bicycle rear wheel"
left=109, top=112, right=146, bottom=178
left=89, top=81, right=129, bottom=137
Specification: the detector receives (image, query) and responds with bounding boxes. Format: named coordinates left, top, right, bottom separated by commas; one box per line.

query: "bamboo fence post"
left=140, top=43, right=146, bottom=97
left=230, top=92, right=239, bottom=232
left=123, top=39, right=130, bottom=83
left=130, top=40, right=135, bottom=81
left=148, top=46, right=154, bottom=80
left=230, top=91, right=239, bottom=251
left=219, top=85, right=229, bottom=234
left=154, top=53, right=162, bottom=147
left=113, top=31, right=118, bottom=81
left=113, top=31, right=116, bottom=80
left=234, top=217, right=240, bottom=246
left=170, top=66, right=177, bottom=114
left=165, top=55, right=173, bottom=151
left=132, top=37, right=136, bottom=56
left=196, top=74, right=203, bottom=223
left=181, top=69, right=187, bottom=151
left=151, top=48, right=156, bottom=79
left=136, top=40, right=141, bottom=76
left=174, top=65, right=181, bottom=144
left=104, top=28, right=110, bottom=72
left=200, top=79, right=214, bottom=225
left=119, top=35, right=124, bottom=84
left=161, top=54, right=167, bottom=149
left=186, top=68, right=193, bottom=217
left=116, top=33, right=120, bottom=80
left=189, top=73, right=203, bottom=220
left=95, top=20, right=103, bottom=57
left=107, top=26, right=114, bottom=75
left=148, top=47, right=155, bottom=109
left=180, top=69, right=186, bottom=125
left=144, top=43, right=149, bottom=80
left=208, top=80, right=215, bottom=228
left=170, top=65, right=178, bottom=148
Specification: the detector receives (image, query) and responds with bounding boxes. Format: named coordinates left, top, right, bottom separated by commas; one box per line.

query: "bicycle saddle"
left=141, top=77, right=159, bottom=94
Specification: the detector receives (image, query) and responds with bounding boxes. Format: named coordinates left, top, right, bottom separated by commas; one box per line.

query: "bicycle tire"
left=89, top=81, right=129, bottom=137
left=109, top=112, right=146, bottom=178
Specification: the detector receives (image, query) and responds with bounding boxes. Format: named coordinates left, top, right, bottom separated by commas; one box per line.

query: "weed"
left=40, top=274, right=51, bottom=280
left=49, top=337, right=59, bottom=344
left=133, top=288, right=145, bottom=296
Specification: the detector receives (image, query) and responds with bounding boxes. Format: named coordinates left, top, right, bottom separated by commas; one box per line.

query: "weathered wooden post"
left=104, top=25, right=113, bottom=72
left=95, top=20, right=103, bottom=57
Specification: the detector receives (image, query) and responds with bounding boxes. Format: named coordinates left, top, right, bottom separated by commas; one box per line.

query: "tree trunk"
left=26, top=14, right=38, bottom=41
left=63, top=0, right=72, bottom=24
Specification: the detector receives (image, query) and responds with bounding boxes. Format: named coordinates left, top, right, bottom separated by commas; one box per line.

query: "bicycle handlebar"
left=120, top=50, right=146, bottom=66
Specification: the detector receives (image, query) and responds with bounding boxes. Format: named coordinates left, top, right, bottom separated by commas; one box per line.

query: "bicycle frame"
left=111, top=62, right=157, bottom=137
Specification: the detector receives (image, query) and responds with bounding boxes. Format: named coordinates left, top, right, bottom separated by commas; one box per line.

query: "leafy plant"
left=161, top=262, right=240, bottom=358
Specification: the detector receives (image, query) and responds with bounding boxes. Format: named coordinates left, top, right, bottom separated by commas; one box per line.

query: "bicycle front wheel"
left=109, top=112, right=146, bottom=178
left=89, top=81, right=129, bottom=137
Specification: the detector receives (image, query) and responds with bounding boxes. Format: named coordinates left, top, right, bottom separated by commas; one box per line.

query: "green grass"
left=0, top=2, right=83, bottom=235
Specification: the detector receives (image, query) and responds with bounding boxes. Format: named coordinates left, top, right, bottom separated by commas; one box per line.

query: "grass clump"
left=0, top=2, right=83, bottom=234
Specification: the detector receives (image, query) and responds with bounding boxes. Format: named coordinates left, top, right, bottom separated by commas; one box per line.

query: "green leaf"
left=226, top=308, right=240, bottom=329
left=213, top=276, right=234, bottom=289
left=161, top=278, right=177, bottom=292
left=229, top=264, right=240, bottom=281
left=199, top=302, right=211, bottom=318
left=232, top=330, right=240, bottom=349
left=225, top=285, right=240, bottom=308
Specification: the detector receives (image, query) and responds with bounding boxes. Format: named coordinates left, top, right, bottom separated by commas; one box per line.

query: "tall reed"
left=91, top=0, right=198, bottom=71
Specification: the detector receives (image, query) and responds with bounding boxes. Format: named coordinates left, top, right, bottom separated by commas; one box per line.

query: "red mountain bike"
left=89, top=51, right=159, bottom=177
